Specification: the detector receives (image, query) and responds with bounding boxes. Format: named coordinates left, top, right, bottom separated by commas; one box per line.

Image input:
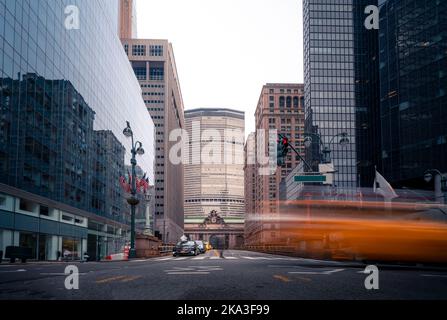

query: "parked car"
left=173, top=241, right=199, bottom=257
left=195, top=240, right=206, bottom=254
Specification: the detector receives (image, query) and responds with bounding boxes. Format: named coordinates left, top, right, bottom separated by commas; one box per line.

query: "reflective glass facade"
left=379, top=0, right=447, bottom=188
left=303, top=0, right=380, bottom=188
left=0, top=0, right=155, bottom=224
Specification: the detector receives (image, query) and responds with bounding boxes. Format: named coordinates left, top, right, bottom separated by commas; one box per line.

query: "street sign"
left=295, top=175, right=327, bottom=183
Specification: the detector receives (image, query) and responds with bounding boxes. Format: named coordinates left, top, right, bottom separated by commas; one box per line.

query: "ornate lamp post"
left=122, top=121, right=145, bottom=259
left=143, top=192, right=153, bottom=236
left=303, top=132, right=350, bottom=164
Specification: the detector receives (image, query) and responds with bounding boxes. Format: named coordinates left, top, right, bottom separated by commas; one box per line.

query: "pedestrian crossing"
left=150, top=256, right=298, bottom=262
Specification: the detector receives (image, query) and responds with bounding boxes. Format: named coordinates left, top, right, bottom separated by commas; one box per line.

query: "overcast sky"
left=136, top=0, right=304, bottom=135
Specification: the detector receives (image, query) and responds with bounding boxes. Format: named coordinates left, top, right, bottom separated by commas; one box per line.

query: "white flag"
left=374, top=170, right=398, bottom=200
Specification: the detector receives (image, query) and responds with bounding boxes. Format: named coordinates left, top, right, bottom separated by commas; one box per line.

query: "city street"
left=1, top=250, right=447, bottom=300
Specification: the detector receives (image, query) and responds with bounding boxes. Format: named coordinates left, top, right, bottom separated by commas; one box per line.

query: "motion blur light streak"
left=245, top=199, right=447, bottom=264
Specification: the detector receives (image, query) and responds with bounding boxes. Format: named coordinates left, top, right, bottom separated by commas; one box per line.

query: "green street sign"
left=295, top=175, right=327, bottom=183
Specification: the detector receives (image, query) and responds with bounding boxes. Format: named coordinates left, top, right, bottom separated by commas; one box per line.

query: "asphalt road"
left=0, top=250, right=446, bottom=300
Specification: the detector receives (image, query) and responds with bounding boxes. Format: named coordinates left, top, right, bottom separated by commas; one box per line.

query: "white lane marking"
left=0, top=269, right=27, bottom=273
left=210, top=257, right=221, bottom=260
left=154, top=257, right=174, bottom=261
left=164, top=266, right=223, bottom=273
left=167, top=272, right=210, bottom=275
left=225, top=257, right=238, bottom=260
left=241, top=256, right=272, bottom=260
left=40, top=273, right=87, bottom=276
left=130, top=259, right=148, bottom=263
left=165, top=268, right=194, bottom=272
left=175, top=257, right=189, bottom=261
left=288, top=269, right=345, bottom=275
left=421, top=274, right=447, bottom=278
left=192, top=256, right=207, bottom=260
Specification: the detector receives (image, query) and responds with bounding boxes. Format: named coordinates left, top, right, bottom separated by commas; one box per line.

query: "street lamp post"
left=424, top=169, right=447, bottom=204
left=123, top=121, right=145, bottom=259
left=304, top=132, right=350, bottom=164
left=144, top=192, right=153, bottom=236
left=303, top=132, right=350, bottom=187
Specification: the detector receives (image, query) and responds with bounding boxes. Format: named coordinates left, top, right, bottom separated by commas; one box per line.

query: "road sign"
left=295, top=175, right=327, bottom=183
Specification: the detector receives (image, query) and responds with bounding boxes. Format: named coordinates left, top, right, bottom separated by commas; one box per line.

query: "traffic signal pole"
left=278, top=133, right=313, bottom=172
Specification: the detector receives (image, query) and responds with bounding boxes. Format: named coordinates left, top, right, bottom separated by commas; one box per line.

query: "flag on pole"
left=374, top=169, right=398, bottom=200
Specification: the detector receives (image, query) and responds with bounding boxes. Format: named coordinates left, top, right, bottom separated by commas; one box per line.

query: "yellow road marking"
left=273, top=275, right=292, bottom=283
left=120, top=276, right=142, bottom=283
left=96, top=275, right=128, bottom=284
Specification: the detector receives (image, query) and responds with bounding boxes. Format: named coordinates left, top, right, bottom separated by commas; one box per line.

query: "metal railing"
left=159, top=244, right=175, bottom=256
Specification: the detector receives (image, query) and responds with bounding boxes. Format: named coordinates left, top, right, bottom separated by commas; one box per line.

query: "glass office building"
left=303, top=0, right=380, bottom=188
left=0, top=0, right=155, bottom=261
left=379, top=0, right=447, bottom=188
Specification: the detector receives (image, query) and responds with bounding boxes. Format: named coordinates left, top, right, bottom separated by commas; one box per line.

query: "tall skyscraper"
left=0, top=0, right=155, bottom=261
left=122, top=39, right=185, bottom=244
left=244, top=133, right=257, bottom=245
left=379, top=0, right=447, bottom=189
left=119, top=0, right=138, bottom=39
left=184, top=109, right=245, bottom=249
left=303, top=0, right=380, bottom=188
left=249, top=83, right=305, bottom=245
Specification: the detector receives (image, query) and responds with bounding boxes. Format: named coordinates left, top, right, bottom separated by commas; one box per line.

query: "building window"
left=134, top=67, right=147, bottom=80
left=19, top=199, right=37, bottom=213
left=123, top=44, right=129, bottom=55
left=150, top=67, right=164, bottom=81
left=150, top=45, right=164, bottom=56
left=62, top=215, right=73, bottom=222
left=40, top=205, right=49, bottom=216
left=279, top=97, right=285, bottom=108
left=132, top=44, right=146, bottom=56
left=293, top=97, right=299, bottom=108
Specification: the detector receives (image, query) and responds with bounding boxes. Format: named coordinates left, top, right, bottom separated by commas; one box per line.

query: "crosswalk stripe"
left=155, top=257, right=174, bottom=261
left=153, top=255, right=288, bottom=262
left=192, top=256, right=207, bottom=260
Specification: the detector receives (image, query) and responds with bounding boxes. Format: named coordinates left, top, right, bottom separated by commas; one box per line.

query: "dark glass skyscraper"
left=0, top=0, right=155, bottom=261
left=303, top=0, right=380, bottom=188
left=379, top=0, right=447, bottom=188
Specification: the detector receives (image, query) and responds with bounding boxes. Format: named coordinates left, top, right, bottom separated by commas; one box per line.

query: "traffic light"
left=277, top=135, right=290, bottom=167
